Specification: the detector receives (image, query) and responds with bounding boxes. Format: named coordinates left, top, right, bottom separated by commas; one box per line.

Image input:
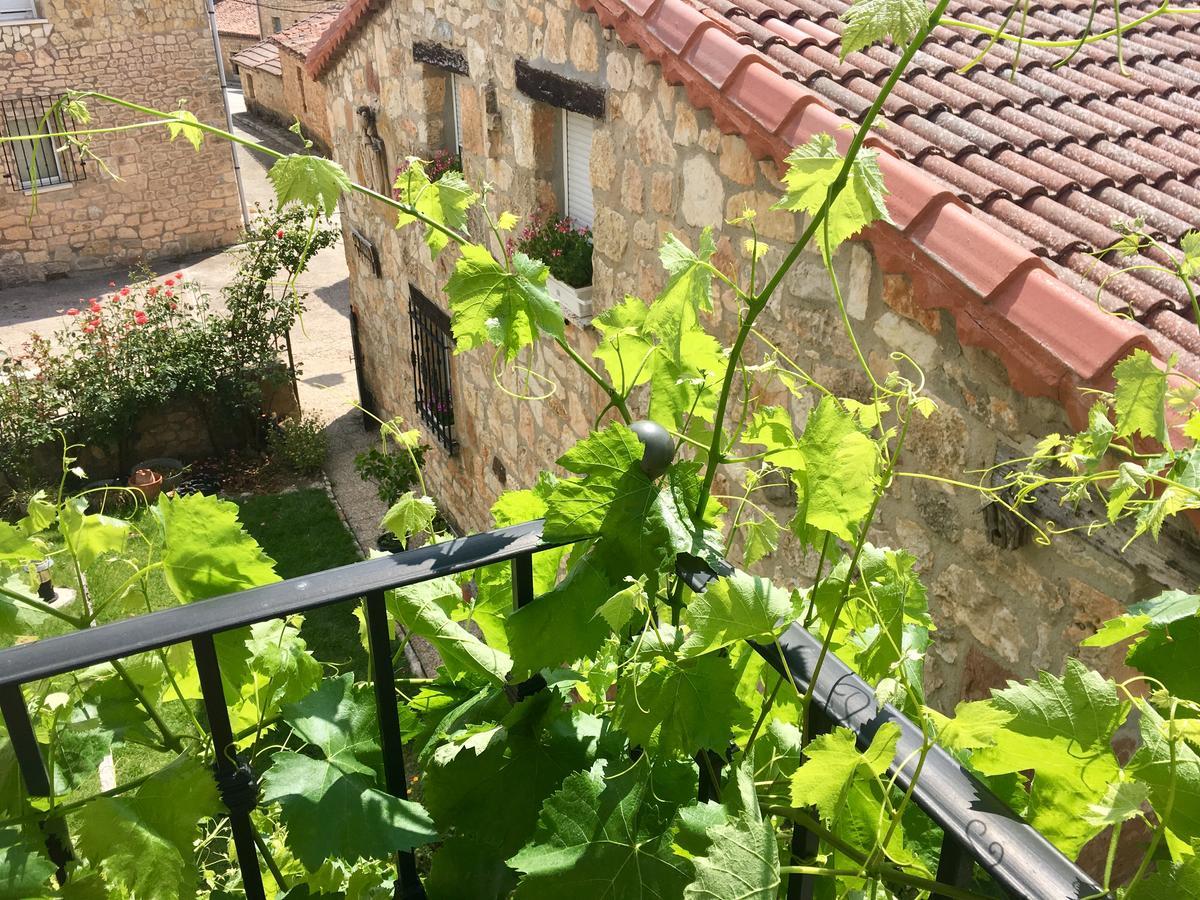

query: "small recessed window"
left=561, top=110, right=594, bottom=228
left=0, top=0, right=36, bottom=22
left=271, top=16, right=282, bottom=32
left=409, top=286, right=458, bottom=453
left=445, top=73, right=463, bottom=158
left=2, top=98, right=83, bottom=191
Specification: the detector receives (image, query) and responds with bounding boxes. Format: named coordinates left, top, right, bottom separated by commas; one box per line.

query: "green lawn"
left=234, top=488, right=367, bottom=676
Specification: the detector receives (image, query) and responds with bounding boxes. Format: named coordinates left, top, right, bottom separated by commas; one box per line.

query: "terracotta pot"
left=129, top=468, right=164, bottom=505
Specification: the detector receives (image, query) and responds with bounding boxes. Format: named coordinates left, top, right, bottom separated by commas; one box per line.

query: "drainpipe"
left=205, top=0, right=251, bottom=228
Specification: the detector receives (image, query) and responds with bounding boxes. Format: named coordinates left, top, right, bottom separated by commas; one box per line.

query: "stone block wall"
left=0, top=0, right=242, bottom=287
left=241, top=67, right=289, bottom=132
left=321, top=0, right=1178, bottom=709
left=280, top=51, right=331, bottom=155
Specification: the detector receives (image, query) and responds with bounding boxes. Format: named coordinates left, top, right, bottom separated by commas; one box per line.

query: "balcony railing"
left=0, top=520, right=1108, bottom=900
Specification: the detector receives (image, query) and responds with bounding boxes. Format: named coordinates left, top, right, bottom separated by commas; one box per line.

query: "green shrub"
left=511, top=207, right=593, bottom=288
left=354, top=442, right=427, bottom=506
left=268, top=414, right=328, bottom=476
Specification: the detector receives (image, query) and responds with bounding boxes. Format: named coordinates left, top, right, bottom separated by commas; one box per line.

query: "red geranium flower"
left=148, top=286, right=159, bottom=297
left=174, top=272, right=183, bottom=279
left=133, top=310, right=149, bottom=325
left=66, top=308, right=80, bottom=316
left=120, top=287, right=130, bottom=296
left=164, top=278, right=175, bottom=287
left=165, top=290, right=174, bottom=299
left=89, top=301, right=102, bottom=313
left=276, top=229, right=285, bottom=239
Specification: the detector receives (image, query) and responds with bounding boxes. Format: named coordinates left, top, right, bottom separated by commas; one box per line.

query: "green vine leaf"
left=680, top=569, right=793, bottom=657
left=593, top=296, right=655, bottom=397
left=381, top=492, right=437, bottom=546
left=684, top=763, right=780, bottom=899
left=840, top=0, right=930, bottom=59
left=165, top=110, right=203, bottom=152
left=0, top=828, right=55, bottom=899
left=509, top=757, right=696, bottom=898
left=447, top=245, right=564, bottom=361
left=1083, top=780, right=1150, bottom=827
left=393, top=160, right=476, bottom=256
left=791, top=723, right=899, bottom=823
left=158, top=493, right=280, bottom=603
left=613, top=652, right=742, bottom=755
left=1129, top=701, right=1200, bottom=844
left=1113, top=349, right=1169, bottom=444
left=268, top=154, right=353, bottom=216
left=75, top=756, right=219, bottom=900
left=60, top=497, right=129, bottom=572
left=263, top=675, right=438, bottom=867
left=1127, top=848, right=1200, bottom=899
left=775, top=133, right=892, bottom=261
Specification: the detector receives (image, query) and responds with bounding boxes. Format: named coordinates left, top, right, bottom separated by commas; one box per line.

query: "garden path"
left=0, top=88, right=389, bottom=553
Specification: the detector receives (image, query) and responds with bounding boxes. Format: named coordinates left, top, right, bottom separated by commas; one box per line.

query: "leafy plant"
left=267, top=413, right=328, bottom=476
left=3, top=2, right=1200, bottom=897
left=354, top=419, right=429, bottom=507
left=510, top=207, right=593, bottom=289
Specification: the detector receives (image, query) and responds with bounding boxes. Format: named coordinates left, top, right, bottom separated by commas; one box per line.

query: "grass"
left=234, top=487, right=367, bottom=676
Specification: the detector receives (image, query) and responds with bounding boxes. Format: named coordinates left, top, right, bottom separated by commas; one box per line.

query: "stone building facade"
left=214, top=0, right=262, bottom=86
left=0, top=0, right=243, bottom=286
left=312, top=0, right=1193, bottom=709
left=255, top=0, right=331, bottom=39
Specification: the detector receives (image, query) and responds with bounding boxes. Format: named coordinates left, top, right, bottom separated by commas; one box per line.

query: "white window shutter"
left=0, top=0, right=36, bottom=20
left=450, top=74, right=463, bottom=157
left=563, top=111, right=594, bottom=228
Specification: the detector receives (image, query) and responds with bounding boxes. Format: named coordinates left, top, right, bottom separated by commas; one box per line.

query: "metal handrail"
left=0, top=519, right=1108, bottom=900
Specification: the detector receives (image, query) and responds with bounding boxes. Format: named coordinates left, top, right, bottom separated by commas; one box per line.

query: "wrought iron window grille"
left=1, top=94, right=86, bottom=192
left=409, top=286, right=458, bottom=453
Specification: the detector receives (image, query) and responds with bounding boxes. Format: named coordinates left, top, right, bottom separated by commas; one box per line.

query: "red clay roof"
left=580, top=0, right=1200, bottom=422
left=214, top=0, right=260, bottom=38
left=305, top=0, right=385, bottom=77
left=274, top=4, right=345, bottom=58
left=232, top=38, right=281, bottom=77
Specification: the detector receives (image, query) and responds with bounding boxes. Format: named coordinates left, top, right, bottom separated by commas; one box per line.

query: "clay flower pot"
left=129, top=468, right=164, bottom=505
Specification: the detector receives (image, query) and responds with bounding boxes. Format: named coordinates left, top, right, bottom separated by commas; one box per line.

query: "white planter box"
left=547, top=275, right=594, bottom=321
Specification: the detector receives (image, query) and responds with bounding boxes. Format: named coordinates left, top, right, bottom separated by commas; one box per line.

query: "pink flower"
left=89, top=301, right=102, bottom=313
left=108, top=281, right=116, bottom=288
left=148, top=286, right=159, bottom=297
left=276, top=229, right=285, bottom=239
left=66, top=308, right=80, bottom=316
left=174, top=272, right=183, bottom=279
left=164, top=278, right=175, bottom=287
left=133, top=310, right=149, bottom=325
left=120, top=287, right=130, bottom=296
left=164, top=290, right=174, bottom=299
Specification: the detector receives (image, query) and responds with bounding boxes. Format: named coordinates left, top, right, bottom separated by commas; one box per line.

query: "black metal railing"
left=0, top=94, right=86, bottom=192
left=409, top=286, right=458, bottom=453
left=0, top=520, right=1108, bottom=900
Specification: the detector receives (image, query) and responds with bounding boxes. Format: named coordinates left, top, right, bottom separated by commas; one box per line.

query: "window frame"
left=408, top=286, right=459, bottom=453
left=1, top=102, right=79, bottom=192
left=447, top=73, right=463, bottom=159
left=0, top=0, right=37, bottom=23
left=560, top=109, right=595, bottom=229
left=271, top=16, right=282, bottom=33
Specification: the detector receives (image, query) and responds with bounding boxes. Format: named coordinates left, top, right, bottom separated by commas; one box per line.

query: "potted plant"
left=511, top=209, right=594, bottom=320
left=129, top=467, right=163, bottom=505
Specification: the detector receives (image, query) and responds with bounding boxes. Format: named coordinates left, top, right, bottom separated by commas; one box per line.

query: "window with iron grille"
left=1, top=96, right=85, bottom=191
left=409, top=287, right=458, bottom=452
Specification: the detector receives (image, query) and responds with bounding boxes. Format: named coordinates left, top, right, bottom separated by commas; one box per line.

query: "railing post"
left=511, top=553, right=534, bottom=610
left=934, top=833, right=975, bottom=899
left=787, top=705, right=833, bottom=900
left=0, top=683, right=73, bottom=878
left=364, top=590, right=425, bottom=900
left=192, top=634, right=267, bottom=900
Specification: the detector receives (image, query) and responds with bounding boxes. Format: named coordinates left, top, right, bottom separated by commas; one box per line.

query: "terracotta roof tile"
left=305, top=0, right=385, bottom=77
left=232, top=38, right=281, bottom=77
left=274, top=4, right=344, bottom=58
left=213, top=0, right=260, bottom=38
left=580, top=0, right=1189, bottom=412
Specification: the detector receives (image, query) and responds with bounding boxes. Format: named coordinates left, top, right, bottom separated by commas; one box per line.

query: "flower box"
left=547, top=275, right=594, bottom=321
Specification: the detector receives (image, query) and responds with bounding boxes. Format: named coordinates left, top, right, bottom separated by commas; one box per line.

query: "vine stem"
left=554, top=335, right=632, bottom=424
left=940, top=3, right=1200, bottom=48
left=690, top=0, right=952, bottom=526
left=777, top=865, right=991, bottom=900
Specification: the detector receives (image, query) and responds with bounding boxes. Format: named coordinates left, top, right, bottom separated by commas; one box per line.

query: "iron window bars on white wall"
left=1, top=95, right=85, bottom=191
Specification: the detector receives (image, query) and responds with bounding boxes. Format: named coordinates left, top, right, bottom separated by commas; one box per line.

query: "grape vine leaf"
left=593, top=296, right=655, bottom=397
left=684, top=763, right=781, bottom=900
left=1129, top=701, right=1200, bottom=843
left=446, top=244, right=564, bottom=361
left=1083, top=780, right=1150, bottom=827
left=1127, top=850, right=1200, bottom=900
left=1113, top=349, right=1168, bottom=444
left=680, top=569, right=793, bottom=657
left=389, top=576, right=512, bottom=684
left=595, top=576, right=646, bottom=631
left=166, top=110, right=203, bottom=151
left=970, top=659, right=1126, bottom=857
left=656, top=229, right=717, bottom=319
left=268, top=154, right=353, bottom=216
left=393, top=161, right=476, bottom=256
left=423, top=701, right=605, bottom=897
left=0, top=828, right=55, bottom=899
left=840, top=0, right=930, bottom=59
left=613, top=652, right=742, bottom=755
left=790, top=723, right=899, bottom=823
left=1124, top=597, right=1200, bottom=701
left=158, top=493, right=280, bottom=603
left=263, top=676, right=438, bottom=867
left=741, top=510, right=783, bottom=568
left=76, top=756, right=219, bottom=900
left=509, top=757, right=696, bottom=898
left=59, top=497, right=129, bottom=571
left=775, top=134, right=892, bottom=261
left=263, top=753, right=437, bottom=868
left=790, top=396, right=881, bottom=541
left=381, top=492, right=437, bottom=546
left=0, top=523, right=38, bottom=564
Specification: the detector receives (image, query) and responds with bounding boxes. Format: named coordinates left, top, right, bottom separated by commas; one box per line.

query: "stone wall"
left=279, top=50, right=331, bottom=155
left=218, top=33, right=258, bottom=86
left=320, top=0, right=1176, bottom=710
left=256, top=3, right=322, bottom=40
left=242, top=67, right=288, bottom=129
left=0, top=0, right=243, bottom=286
